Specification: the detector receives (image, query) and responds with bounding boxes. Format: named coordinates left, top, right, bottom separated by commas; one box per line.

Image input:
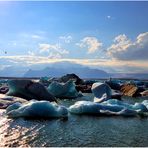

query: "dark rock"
left=59, top=73, right=84, bottom=85
left=105, top=80, right=121, bottom=91
left=111, top=94, right=122, bottom=100
left=144, top=82, right=148, bottom=88
left=76, top=84, right=92, bottom=93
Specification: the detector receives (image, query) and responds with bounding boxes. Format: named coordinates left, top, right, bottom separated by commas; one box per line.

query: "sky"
left=0, top=1, right=148, bottom=73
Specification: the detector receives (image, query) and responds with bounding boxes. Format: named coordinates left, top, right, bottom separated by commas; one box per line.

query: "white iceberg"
left=69, top=99, right=148, bottom=116
left=47, top=80, right=82, bottom=99
left=91, top=82, right=112, bottom=103
left=6, top=100, right=68, bottom=118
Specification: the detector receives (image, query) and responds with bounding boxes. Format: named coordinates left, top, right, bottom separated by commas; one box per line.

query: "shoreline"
left=0, top=76, right=148, bottom=81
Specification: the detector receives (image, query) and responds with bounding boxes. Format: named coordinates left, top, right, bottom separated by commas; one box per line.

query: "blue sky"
left=0, top=1, right=148, bottom=73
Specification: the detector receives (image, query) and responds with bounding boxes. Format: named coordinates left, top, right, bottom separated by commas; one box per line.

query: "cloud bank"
left=39, top=43, right=69, bottom=58
left=108, top=32, right=148, bottom=60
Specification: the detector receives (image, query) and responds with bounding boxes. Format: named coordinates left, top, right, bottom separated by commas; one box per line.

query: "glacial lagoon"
left=0, top=93, right=148, bottom=147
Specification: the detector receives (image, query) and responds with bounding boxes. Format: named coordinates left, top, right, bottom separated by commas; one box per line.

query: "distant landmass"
left=0, top=61, right=148, bottom=79
left=24, top=62, right=110, bottom=78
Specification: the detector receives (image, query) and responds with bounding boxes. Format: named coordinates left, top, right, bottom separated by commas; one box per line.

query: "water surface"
left=0, top=94, right=148, bottom=147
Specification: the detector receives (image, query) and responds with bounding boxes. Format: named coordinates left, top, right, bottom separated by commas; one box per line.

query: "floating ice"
left=47, top=80, right=82, bottom=99
left=102, top=99, right=148, bottom=113
left=7, top=79, right=57, bottom=102
left=6, top=100, right=68, bottom=118
left=69, top=99, right=148, bottom=116
left=91, top=82, right=112, bottom=103
left=6, top=102, right=22, bottom=113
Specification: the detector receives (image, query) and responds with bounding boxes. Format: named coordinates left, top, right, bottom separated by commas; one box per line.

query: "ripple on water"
left=0, top=95, right=148, bottom=147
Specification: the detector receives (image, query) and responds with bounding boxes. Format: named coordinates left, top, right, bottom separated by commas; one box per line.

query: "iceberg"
left=91, top=82, right=112, bottom=103
left=102, top=99, right=148, bottom=113
left=69, top=99, right=148, bottom=116
left=142, top=100, right=148, bottom=109
left=6, top=80, right=57, bottom=102
left=47, top=80, right=82, bottom=99
left=6, top=100, right=68, bottom=119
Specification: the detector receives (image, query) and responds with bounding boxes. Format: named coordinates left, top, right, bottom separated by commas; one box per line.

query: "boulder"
left=6, top=79, right=57, bottom=102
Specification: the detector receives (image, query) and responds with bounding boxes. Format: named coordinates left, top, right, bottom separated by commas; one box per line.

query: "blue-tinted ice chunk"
left=6, top=100, right=68, bottom=118
left=47, top=80, right=82, bottom=99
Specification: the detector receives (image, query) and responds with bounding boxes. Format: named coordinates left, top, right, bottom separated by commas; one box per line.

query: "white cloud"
left=31, top=35, right=43, bottom=39
left=76, top=37, right=102, bottom=54
left=107, top=32, right=148, bottom=60
left=107, top=15, right=111, bottom=19
left=39, top=43, right=51, bottom=52
left=19, top=32, right=44, bottom=40
left=59, top=35, right=72, bottom=43
left=48, top=52, right=62, bottom=59
left=106, top=15, right=114, bottom=20
left=39, top=43, right=69, bottom=58
left=28, top=51, right=35, bottom=56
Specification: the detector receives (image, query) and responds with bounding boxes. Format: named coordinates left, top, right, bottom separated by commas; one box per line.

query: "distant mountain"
left=0, top=66, right=28, bottom=77
left=24, top=62, right=110, bottom=78
left=1, top=61, right=147, bottom=79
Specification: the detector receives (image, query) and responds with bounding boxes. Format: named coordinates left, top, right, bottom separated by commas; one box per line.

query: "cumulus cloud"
left=107, top=32, right=148, bottom=60
left=76, top=37, right=102, bottom=54
left=39, top=43, right=69, bottom=58
left=28, top=51, right=35, bottom=56
left=59, top=35, right=72, bottom=43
